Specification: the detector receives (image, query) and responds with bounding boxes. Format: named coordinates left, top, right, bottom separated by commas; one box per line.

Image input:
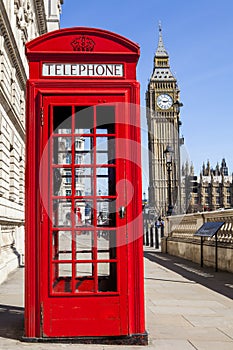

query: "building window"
left=65, top=170, right=71, bottom=184
left=66, top=138, right=71, bottom=149
left=66, top=153, right=71, bottom=164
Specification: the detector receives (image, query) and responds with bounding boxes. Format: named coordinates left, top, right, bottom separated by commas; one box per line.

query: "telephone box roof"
left=26, top=27, right=140, bottom=59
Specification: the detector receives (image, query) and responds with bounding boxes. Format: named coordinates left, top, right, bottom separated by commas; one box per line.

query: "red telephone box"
left=25, top=27, right=147, bottom=344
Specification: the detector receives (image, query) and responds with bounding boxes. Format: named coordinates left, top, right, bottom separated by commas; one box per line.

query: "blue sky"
left=60, top=0, right=233, bottom=176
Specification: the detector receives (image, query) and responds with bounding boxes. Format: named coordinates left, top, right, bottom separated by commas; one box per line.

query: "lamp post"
left=173, top=100, right=183, bottom=115
left=173, top=100, right=183, bottom=214
left=164, top=145, right=173, bottom=216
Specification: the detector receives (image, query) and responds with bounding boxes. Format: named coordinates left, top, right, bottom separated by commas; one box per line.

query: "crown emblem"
left=71, top=35, right=95, bottom=52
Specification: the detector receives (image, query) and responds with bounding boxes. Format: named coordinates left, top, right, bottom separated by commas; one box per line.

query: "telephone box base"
left=22, top=332, right=148, bottom=346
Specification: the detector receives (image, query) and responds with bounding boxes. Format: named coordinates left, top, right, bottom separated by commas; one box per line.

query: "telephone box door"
left=40, top=94, right=129, bottom=337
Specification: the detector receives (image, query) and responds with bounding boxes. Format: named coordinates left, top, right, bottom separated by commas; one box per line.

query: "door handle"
left=119, top=206, right=126, bottom=219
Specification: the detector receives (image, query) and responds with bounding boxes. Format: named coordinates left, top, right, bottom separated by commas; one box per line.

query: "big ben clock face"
left=157, top=94, right=173, bottom=110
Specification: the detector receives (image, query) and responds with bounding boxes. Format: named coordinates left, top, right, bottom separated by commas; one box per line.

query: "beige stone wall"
left=0, top=0, right=62, bottom=284
left=162, top=209, right=233, bottom=273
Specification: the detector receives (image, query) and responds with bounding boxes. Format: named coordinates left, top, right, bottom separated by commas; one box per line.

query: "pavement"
left=0, top=247, right=233, bottom=349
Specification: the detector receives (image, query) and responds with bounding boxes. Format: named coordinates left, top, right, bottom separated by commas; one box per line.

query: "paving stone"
left=190, top=340, right=233, bottom=350
left=0, top=249, right=233, bottom=349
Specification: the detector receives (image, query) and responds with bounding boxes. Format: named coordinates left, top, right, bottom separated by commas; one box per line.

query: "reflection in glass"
left=97, top=168, right=116, bottom=197
left=75, top=263, right=95, bottom=293
left=96, top=137, right=115, bottom=165
left=75, top=106, right=93, bottom=134
left=75, top=200, right=93, bottom=227
left=52, top=263, right=72, bottom=293
left=52, top=231, right=72, bottom=260
left=97, top=230, right=116, bottom=260
left=50, top=105, right=118, bottom=294
left=58, top=263, right=72, bottom=277
left=53, top=168, right=71, bottom=196
left=98, top=262, right=117, bottom=292
left=75, top=137, right=92, bottom=164
left=53, top=137, right=72, bottom=164
left=76, top=231, right=94, bottom=260
left=97, top=200, right=116, bottom=227
left=53, top=199, right=72, bottom=227
left=96, top=106, right=115, bottom=134
left=75, top=168, right=92, bottom=196
left=96, top=137, right=108, bottom=150
left=76, top=263, right=93, bottom=277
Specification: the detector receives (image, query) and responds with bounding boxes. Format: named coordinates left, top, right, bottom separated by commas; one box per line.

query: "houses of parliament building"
left=183, top=158, right=233, bottom=213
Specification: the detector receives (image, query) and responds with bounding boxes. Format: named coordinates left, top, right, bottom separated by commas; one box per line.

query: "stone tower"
left=146, top=25, right=183, bottom=216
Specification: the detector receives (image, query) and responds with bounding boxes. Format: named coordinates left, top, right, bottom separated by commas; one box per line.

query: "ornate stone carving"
left=14, top=0, right=33, bottom=43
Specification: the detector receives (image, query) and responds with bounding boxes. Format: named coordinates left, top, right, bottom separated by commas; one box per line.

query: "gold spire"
left=155, top=22, right=168, bottom=58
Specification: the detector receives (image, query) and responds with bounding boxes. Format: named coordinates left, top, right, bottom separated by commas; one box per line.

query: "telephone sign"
left=42, top=63, right=124, bottom=77
left=25, top=27, right=147, bottom=344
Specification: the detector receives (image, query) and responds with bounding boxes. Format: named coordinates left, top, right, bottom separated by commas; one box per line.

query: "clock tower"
left=146, top=25, right=183, bottom=216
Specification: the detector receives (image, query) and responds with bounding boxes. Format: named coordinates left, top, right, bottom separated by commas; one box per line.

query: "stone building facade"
left=0, top=0, right=63, bottom=284
left=182, top=159, right=233, bottom=213
left=146, top=26, right=183, bottom=217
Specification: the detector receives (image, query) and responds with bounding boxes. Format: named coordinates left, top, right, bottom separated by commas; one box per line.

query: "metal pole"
left=155, top=226, right=159, bottom=249
left=161, top=224, right=164, bottom=238
left=215, top=233, right=218, bottom=272
left=167, top=164, right=173, bottom=216
left=201, top=236, right=203, bottom=267
left=143, top=217, right=146, bottom=245
left=145, top=224, right=149, bottom=246
left=150, top=226, right=154, bottom=247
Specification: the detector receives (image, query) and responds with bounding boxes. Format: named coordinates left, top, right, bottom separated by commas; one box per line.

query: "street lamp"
left=164, top=145, right=174, bottom=216
left=173, top=100, right=183, bottom=114
left=173, top=100, right=183, bottom=129
left=173, top=99, right=183, bottom=214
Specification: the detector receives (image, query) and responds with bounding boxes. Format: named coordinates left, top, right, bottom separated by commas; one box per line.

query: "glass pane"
left=98, top=262, right=109, bottom=276
left=75, top=199, right=93, bottom=227
left=97, top=167, right=115, bottom=196
left=53, top=137, right=72, bottom=165
left=53, top=168, right=72, bottom=196
left=53, top=199, right=72, bottom=227
left=52, top=263, right=72, bottom=293
left=96, top=137, right=108, bottom=151
left=97, top=167, right=108, bottom=176
left=75, top=167, right=92, bottom=196
left=75, top=137, right=92, bottom=164
left=97, top=177, right=108, bottom=196
left=98, top=262, right=117, bottom=292
left=58, top=263, right=72, bottom=277
left=75, top=106, right=93, bottom=134
left=76, top=263, right=93, bottom=277
left=97, top=200, right=116, bottom=227
left=75, top=263, right=95, bottom=292
left=96, top=106, right=115, bottom=134
left=52, top=231, right=72, bottom=260
left=53, top=106, right=72, bottom=134
left=97, top=230, right=116, bottom=260
left=96, top=152, right=108, bottom=165
left=76, top=231, right=94, bottom=260
left=96, top=138, right=115, bottom=165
